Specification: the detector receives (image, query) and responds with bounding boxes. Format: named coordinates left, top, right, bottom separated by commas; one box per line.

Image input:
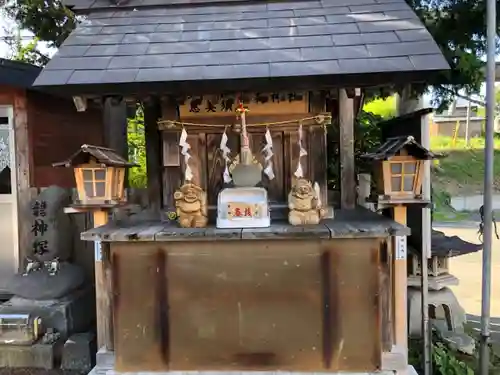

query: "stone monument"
left=0, top=186, right=95, bottom=369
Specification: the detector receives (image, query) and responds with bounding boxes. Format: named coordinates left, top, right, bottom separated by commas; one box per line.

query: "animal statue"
left=288, top=178, right=326, bottom=226
left=174, top=183, right=208, bottom=228
left=44, top=257, right=60, bottom=276
left=23, top=258, right=42, bottom=276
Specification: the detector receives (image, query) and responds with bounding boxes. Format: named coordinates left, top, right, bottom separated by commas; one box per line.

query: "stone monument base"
left=61, top=332, right=97, bottom=372
left=0, top=338, right=64, bottom=369
left=0, top=286, right=95, bottom=339
left=90, top=348, right=415, bottom=375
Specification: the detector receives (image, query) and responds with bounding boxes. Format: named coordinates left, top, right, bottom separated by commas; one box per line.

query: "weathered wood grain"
left=80, top=207, right=410, bottom=242
left=144, top=97, right=163, bottom=212
left=308, top=126, right=328, bottom=209
left=162, top=132, right=180, bottom=167
left=161, top=99, right=181, bottom=209
left=13, top=90, right=31, bottom=270
left=338, top=89, right=355, bottom=209
left=241, top=223, right=330, bottom=240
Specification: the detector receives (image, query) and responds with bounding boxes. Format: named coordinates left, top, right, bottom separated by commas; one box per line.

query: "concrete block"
left=0, top=286, right=95, bottom=339
left=61, top=332, right=97, bottom=372
left=0, top=339, right=63, bottom=369
left=96, top=346, right=115, bottom=369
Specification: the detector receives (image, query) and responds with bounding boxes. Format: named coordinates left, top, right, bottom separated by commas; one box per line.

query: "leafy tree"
left=14, top=37, right=48, bottom=66
left=4, top=0, right=76, bottom=52
left=127, top=106, right=148, bottom=188
left=363, top=97, right=397, bottom=119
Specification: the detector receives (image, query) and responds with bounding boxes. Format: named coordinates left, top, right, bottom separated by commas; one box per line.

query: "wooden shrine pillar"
left=161, top=98, right=180, bottom=210
left=338, top=89, right=356, bottom=209
left=396, top=87, right=431, bottom=373
left=94, top=96, right=128, bottom=351
left=103, top=97, right=128, bottom=164
left=144, top=97, right=163, bottom=212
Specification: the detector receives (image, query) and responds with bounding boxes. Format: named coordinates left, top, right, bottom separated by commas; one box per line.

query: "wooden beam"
left=308, top=91, right=328, bottom=210
left=98, top=96, right=127, bottom=352
left=338, top=89, right=356, bottom=209
left=93, top=210, right=113, bottom=351
left=103, top=96, right=128, bottom=186
left=13, top=90, right=32, bottom=272
left=392, top=206, right=408, bottom=355
left=144, top=97, right=163, bottom=212
left=161, top=98, right=180, bottom=210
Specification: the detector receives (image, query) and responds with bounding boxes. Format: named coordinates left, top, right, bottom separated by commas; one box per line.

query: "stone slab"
left=7, top=262, right=85, bottom=300
left=0, top=287, right=95, bottom=339
left=0, top=339, right=62, bottom=369
left=61, top=332, right=97, bottom=372
left=408, top=273, right=459, bottom=290
left=90, top=349, right=399, bottom=375
left=96, top=346, right=114, bottom=369
left=90, top=370, right=397, bottom=375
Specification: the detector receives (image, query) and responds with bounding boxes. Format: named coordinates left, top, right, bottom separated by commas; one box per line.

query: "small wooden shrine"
left=33, top=0, right=450, bottom=373
left=362, top=136, right=436, bottom=205
left=53, top=144, right=137, bottom=207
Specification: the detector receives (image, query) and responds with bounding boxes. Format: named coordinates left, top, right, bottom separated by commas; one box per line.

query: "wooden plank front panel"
left=112, top=239, right=382, bottom=372
left=167, top=240, right=323, bottom=371
left=328, top=239, right=381, bottom=371
left=380, top=239, right=393, bottom=352
left=112, top=244, right=168, bottom=372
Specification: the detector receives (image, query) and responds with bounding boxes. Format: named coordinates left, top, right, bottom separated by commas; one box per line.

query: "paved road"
left=436, top=225, right=500, bottom=317
left=435, top=225, right=500, bottom=343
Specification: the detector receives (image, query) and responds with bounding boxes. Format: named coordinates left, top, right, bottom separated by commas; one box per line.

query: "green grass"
left=431, top=135, right=500, bottom=196
left=430, top=135, right=500, bottom=221
left=431, top=135, right=500, bottom=151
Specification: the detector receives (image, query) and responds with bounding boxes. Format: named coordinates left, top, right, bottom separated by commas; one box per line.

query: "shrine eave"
left=33, top=0, right=450, bottom=92
left=33, top=70, right=440, bottom=97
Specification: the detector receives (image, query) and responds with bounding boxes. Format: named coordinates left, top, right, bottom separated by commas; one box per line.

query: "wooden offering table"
left=82, top=208, right=409, bottom=375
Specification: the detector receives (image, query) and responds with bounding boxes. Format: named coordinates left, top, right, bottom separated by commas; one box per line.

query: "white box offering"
left=216, top=187, right=270, bottom=229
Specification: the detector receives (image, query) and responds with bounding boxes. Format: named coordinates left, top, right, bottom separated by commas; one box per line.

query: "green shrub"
left=127, top=105, right=147, bottom=189
left=409, top=333, right=475, bottom=375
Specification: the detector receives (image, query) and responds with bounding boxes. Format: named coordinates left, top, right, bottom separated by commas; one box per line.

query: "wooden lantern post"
left=361, top=136, right=437, bottom=355
left=53, top=144, right=137, bottom=350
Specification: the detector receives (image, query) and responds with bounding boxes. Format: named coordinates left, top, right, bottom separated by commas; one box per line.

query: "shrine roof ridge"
left=361, top=135, right=436, bottom=161
left=53, top=144, right=138, bottom=167
left=33, top=0, right=450, bottom=92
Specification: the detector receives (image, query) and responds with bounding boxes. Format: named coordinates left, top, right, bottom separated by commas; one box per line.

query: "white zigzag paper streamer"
left=262, top=128, right=275, bottom=180
left=220, top=130, right=232, bottom=183
left=179, top=128, right=193, bottom=182
left=314, top=181, right=321, bottom=208
left=294, top=123, right=308, bottom=178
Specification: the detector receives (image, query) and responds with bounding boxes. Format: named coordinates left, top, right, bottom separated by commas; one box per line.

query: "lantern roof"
left=361, top=135, right=436, bottom=161
left=53, top=144, right=137, bottom=168
left=408, top=230, right=482, bottom=257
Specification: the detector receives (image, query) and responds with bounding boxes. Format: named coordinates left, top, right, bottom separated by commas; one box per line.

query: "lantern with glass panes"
left=53, top=144, right=137, bottom=207
left=361, top=136, right=436, bottom=204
